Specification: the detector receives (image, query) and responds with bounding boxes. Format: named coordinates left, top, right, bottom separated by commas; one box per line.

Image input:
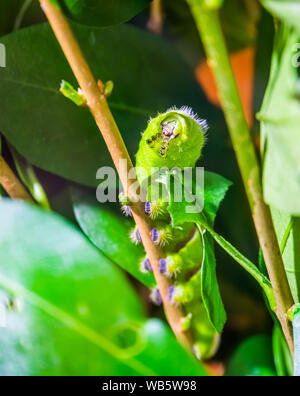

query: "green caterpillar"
left=123, top=107, right=220, bottom=359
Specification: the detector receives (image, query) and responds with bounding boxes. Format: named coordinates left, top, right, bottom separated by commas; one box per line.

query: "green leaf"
left=0, top=199, right=207, bottom=375
left=226, top=335, right=277, bottom=376
left=258, top=11, right=300, bottom=315
left=71, top=186, right=156, bottom=288
left=167, top=170, right=232, bottom=228
left=200, top=231, right=227, bottom=333
left=0, top=199, right=146, bottom=375
left=61, top=0, right=152, bottom=27
left=138, top=319, right=209, bottom=376
left=259, top=9, right=300, bottom=316
left=261, top=0, right=300, bottom=33
left=259, top=25, right=300, bottom=214
left=200, top=171, right=233, bottom=225
left=271, top=208, right=300, bottom=304
left=0, top=22, right=203, bottom=187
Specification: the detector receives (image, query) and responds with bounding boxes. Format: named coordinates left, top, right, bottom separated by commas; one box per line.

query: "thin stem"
left=14, top=0, right=34, bottom=31
left=10, top=146, right=50, bottom=210
left=147, top=0, right=164, bottom=35
left=0, top=155, right=33, bottom=202
left=39, top=0, right=195, bottom=351
left=187, top=1, right=294, bottom=354
left=11, top=0, right=50, bottom=210
left=281, top=218, right=294, bottom=255
left=203, top=225, right=276, bottom=311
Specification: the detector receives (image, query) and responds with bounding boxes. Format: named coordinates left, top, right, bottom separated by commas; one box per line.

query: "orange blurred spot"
left=196, top=47, right=255, bottom=127
left=204, top=361, right=225, bottom=377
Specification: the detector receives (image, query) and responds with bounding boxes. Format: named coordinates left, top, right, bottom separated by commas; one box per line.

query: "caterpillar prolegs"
left=122, top=107, right=220, bottom=359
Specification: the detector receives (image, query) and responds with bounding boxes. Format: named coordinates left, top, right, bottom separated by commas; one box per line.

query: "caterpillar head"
left=136, top=107, right=208, bottom=184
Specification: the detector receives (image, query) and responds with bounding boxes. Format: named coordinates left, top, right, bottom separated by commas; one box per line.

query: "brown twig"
left=39, top=0, right=194, bottom=351
left=187, top=2, right=294, bottom=354
left=0, top=155, right=33, bottom=202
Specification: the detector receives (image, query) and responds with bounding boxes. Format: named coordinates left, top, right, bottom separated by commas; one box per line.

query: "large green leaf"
left=0, top=199, right=207, bottom=375
left=71, top=186, right=155, bottom=288
left=61, top=0, right=152, bottom=27
left=0, top=199, right=143, bottom=375
left=259, top=23, right=300, bottom=304
left=0, top=22, right=204, bottom=187
left=260, top=25, right=300, bottom=214
left=138, top=319, right=208, bottom=376
left=200, top=231, right=226, bottom=333
left=226, top=335, right=277, bottom=376
left=167, top=171, right=232, bottom=228
left=261, top=0, right=300, bottom=32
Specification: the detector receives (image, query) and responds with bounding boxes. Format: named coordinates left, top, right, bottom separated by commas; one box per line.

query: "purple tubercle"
left=151, top=288, right=162, bottom=306
left=159, top=258, right=167, bottom=274
left=136, top=228, right=142, bottom=243
left=151, top=228, right=160, bottom=243
left=143, top=258, right=152, bottom=272
left=145, top=201, right=152, bottom=215
left=168, top=286, right=175, bottom=302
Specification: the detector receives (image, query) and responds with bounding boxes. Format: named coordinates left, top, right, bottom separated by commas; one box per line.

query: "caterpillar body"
left=136, top=107, right=207, bottom=181
left=124, top=107, right=220, bottom=359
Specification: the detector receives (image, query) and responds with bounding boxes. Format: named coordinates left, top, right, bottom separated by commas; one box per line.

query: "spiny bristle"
left=164, top=106, right=209, bottom=133
left=166, top=257, right=181, bottom=277
left=158, top=228, right=172, bottom=247
left=149, top=201, right=166, bottom=220
left=151, top=228, right=172, bottom=247
left=121, top=204, right=132, bottom=217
